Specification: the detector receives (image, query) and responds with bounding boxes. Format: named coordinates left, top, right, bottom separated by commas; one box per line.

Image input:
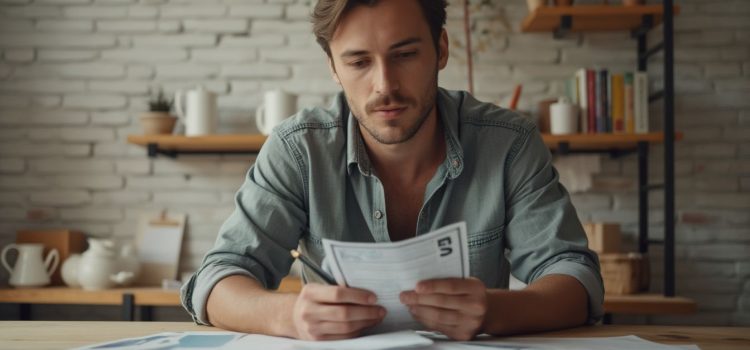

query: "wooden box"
left=600, top=252, right=649, bottom=295
left=16, top=229, right=87, bottom=286
left=583, top=222, right=621, bottom=254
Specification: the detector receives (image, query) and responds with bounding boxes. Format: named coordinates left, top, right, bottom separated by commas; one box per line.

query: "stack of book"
left=564, top=68, right=649, bottom=134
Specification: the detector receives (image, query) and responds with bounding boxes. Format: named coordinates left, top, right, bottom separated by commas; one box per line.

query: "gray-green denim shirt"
left=180, top=88, right=604, bottom=326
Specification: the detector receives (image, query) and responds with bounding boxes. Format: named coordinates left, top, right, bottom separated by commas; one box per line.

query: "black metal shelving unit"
left=634, top=0, right=676, bottom=298
left=547, top=1, right=678, bottom=298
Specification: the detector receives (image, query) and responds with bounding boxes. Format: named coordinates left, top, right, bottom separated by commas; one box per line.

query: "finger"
left=400, top=292, right=485, bottom=316
left=301, top=285, right=377, bottom=305
left=313, top=319, right=381, bottom=336
left=415, top=277, right=483, bottom=295
left=408, top=305, right=462, bottom=326
left=316, top=304, right=386, bottom=322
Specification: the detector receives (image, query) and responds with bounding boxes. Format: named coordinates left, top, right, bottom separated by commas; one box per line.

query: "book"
left=586, top=69, right=597, bottom=133
left=611, top=73, right=625, bottom=133
left=634, top=71, right=649, bottom=133
left=624, top=72, right=635, bottom=133
left=576, top=68, right=589, bottom=134
left=598, top=69, right=609, bottom=133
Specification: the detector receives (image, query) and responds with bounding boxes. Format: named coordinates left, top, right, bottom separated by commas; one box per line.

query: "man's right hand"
left=292, top=284, right=386, bottom=340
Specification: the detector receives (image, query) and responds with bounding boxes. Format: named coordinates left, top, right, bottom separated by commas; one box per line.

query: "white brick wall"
left=0, top=0, right=748, bottom=325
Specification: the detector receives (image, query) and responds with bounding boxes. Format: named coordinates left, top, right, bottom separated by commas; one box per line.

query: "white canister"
left=256, top=89, right=298, bottom=135
left=549, top=96, right=579, bottom=135
left=175, top=86, right=218, bottom=136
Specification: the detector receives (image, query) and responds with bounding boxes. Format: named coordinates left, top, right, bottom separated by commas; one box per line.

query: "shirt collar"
left=346, top=88, right=465, bottom=179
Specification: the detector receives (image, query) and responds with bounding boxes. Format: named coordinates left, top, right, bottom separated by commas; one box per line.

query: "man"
left=181, top=0, right=603, bottom=341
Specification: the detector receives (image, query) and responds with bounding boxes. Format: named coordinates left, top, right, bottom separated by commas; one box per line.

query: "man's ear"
left=438, top=28, right=449, bottom=70
left=328, top=57, right=341, bottom=85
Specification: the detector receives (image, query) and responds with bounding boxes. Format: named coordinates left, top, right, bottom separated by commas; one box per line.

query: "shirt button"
left=374, top=210, right=383, bottom=219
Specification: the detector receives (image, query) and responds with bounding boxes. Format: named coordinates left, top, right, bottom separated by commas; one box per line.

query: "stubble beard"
left=348, top=71, right=439, bottom=145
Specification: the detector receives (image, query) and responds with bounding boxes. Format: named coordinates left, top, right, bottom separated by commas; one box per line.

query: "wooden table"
left=0, top=322, right=747, bottom=350
left=1, top=277, right=694, bottom=321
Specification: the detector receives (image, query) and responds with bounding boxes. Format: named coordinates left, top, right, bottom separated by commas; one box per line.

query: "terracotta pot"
left=139, top=112, right=177, bottom=135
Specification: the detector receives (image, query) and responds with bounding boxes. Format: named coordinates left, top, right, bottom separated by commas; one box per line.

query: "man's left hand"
left=399, top=277, right=487, bottom=341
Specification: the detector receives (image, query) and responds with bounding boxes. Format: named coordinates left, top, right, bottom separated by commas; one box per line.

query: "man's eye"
left=396, top=51, right=417, bottom=59
left=349, top=60, right=369, bottom=69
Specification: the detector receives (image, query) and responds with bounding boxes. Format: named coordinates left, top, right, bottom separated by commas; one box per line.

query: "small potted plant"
left=140, top=88, right=177, bottom=135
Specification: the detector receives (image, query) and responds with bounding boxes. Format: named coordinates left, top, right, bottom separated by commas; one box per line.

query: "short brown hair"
left=311, top=0, right=448, bottom=58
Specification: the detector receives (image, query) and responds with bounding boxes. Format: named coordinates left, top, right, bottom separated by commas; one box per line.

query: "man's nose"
left=373, top=61, right=399, bottom=95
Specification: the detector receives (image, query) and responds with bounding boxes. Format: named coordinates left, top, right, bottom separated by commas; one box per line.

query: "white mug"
left=1, top=243, right=59, bottom=288
left=175, top=86, right=218, bottom=136
left=256, top=90, right=297, bottom=135
left=550, top=96, right=579, bottom=135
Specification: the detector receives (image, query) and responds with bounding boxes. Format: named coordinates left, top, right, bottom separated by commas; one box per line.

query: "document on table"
left=322, top=221, right=470, bottom=333
left=445, top=335, right=700, bottom=350
left=75, top=331, right=433, bottom=350
left=76, top=329, right=698, bottom=350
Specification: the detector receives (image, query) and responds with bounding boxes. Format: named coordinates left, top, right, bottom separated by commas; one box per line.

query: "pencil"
left=290, top=249, right=338, bottom=285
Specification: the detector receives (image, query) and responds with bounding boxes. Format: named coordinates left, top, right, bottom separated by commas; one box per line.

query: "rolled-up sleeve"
left=503, top=125, right=604, bottom=324
left=180, top=130, right=308, bottom=325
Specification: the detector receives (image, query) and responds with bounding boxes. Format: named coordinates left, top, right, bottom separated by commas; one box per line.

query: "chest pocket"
left=468, top=225, right=506, bottom=289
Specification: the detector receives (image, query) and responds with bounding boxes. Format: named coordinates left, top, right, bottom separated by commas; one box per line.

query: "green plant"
left=148, top=89, right=173, bottom=113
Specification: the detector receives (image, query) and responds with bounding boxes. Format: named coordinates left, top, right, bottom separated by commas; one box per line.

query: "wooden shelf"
left=542, top=132, right=683, bottom=151
left=0, top=287, right=177, bottom=306
left=127, top=134, right=267, bottom=155
left=1, top=278, right=693, bottom=316
left=522, top=4, right=680, bottom=33
left=0, top=277, right=301, bottom=307
left=127, top=132, right=682, bottom=157
left=604, top=293, right=696, bottom=315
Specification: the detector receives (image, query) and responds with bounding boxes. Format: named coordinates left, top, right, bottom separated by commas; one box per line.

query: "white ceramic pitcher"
left=255, top=89, right=297, bottom=135
left=1, top=243, right=59, bottom=288
left=175, top=86, right=218, bottom=136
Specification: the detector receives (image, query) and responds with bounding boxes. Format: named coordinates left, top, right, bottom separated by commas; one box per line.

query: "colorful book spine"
left=595, top=69, right=607, bottom=133
left=634, top=71, right=649, bottom=134
left=611, top=73, right=625, bottom=133
left=624, top=72, right=635, bottom=133
left=586, top=69, right=597, bottom=133
left=576, top=68, right=588, bottom=134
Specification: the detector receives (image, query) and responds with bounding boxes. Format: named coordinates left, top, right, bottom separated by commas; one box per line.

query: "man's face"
left=328, top=0, right=448, bottom=145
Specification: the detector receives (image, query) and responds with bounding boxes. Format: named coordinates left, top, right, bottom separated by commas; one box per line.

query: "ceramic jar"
left=76, top=238, right=134, bottom=290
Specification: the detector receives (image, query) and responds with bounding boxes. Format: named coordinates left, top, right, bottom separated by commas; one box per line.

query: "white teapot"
left=65, top=238, right=138, bottom=290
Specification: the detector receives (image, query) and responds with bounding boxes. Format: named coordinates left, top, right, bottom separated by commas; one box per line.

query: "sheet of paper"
left=76, top=332, right=698, bottom=350
left=449, top=335, right=700, bottom=350
left=77, top=331, right=431, bottom=350
left=225, top=330, right=433, bottom=350
left=322, top=222, right=469, bottom=333
left=75, top=331, right=242, bottom=350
